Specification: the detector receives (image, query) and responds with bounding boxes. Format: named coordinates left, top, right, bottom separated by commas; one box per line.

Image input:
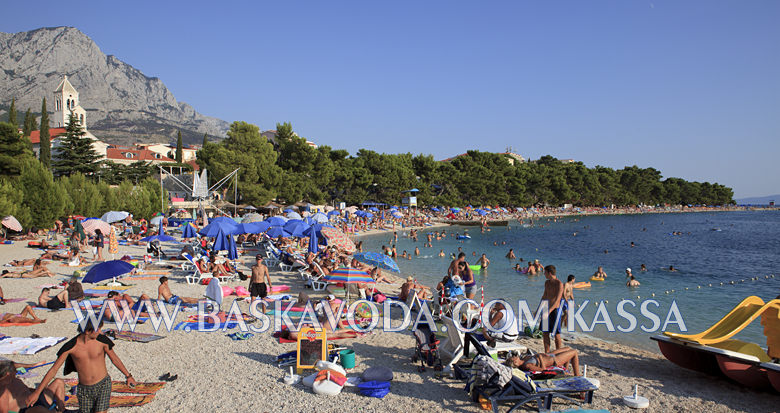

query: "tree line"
left=0, top=106, right=167, bottom=230
left=197, top=121, right=734, bottom=208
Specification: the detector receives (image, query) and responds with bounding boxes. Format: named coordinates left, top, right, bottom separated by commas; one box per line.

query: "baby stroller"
left=411, top=323, right=442, bottom=372
left=147, top=239, right=166, bottom=258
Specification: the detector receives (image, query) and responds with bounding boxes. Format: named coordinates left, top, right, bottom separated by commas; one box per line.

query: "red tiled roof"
left=105, top=147, right=174, bottom=162
left=28, top=128, right=67, bottom=144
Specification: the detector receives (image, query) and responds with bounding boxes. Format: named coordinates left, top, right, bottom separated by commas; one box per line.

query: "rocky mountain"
left=0, top=26, right=229, bottom=145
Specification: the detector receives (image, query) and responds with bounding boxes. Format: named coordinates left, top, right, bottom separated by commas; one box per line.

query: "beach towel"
left=65, top=394, right=155, bottom=408
left=0, top=320, right=42, bottom=327
left=91, top=285, right=133, bottom=291
left=0, top=336, right=67, bottom=355
left=102, top=329, right=165, bottom=343
left=0, top=298, right=27, bottom=303
left=119, top=276, right=159, bottom=281
left=64, top=379, right=166, bottom=394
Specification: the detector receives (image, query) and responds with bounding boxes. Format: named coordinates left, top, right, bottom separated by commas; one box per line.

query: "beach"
left=1, top=233, right=778, bottom=413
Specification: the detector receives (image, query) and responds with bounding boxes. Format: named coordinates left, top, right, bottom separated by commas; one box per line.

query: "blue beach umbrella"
left=369, top=207, right=380, bottom=212
left=431, top=207, right=440, bottom=212
left=286, top=211, right=302, bottom=220
left=327, top=210, right=341, bottom=217
left=199, top=217, right=241, bottom=237
left=140, top=234, right=177, bottom=243
left=284, top=208, right=294, bottom=213
left=284, top=220, right=310, bottom=238
left=392, top=212, right=403, bottom=219
left=353, top=252, right=400, bottom=273
left=241, top=221, right=271, bottom=234
left=265, top=216, right=288, bottom=226
left=226, top=233, right=238, bottom=260
left=308, top=227, right=320, bottom=254
left=83, top=260, right=136, bottom=284
left=212, top=228, right=230, bottom=251
left=311, top=212, right=329, bottom=224
left=181, top=223, right=198, bottom=239
left=266, top=225, right=291, bottom=238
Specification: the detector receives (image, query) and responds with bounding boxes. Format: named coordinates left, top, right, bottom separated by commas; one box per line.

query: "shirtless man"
left=0, top=305, right=46, bottom=325
left=0, top=359, right=65, bottom=413
left=105, top=291, right=153, bottom=319
left=593, top=266, right=607, bottom=279
left=157, top=277, right=198, bottom=305
left=249, top=255, right=272, bottom=304
left=38, top=288, right=70, bottom=310
left=506, top=249, right=516, bottom=259
left=447, top=252, right=466, bottom=276
left=399, top=277, right=431, bottom=301
left=27, top=320, right=136, bottom=413
left=540, top=265, right=564, bottom=353
left=477, top=254, right=490, bottom=269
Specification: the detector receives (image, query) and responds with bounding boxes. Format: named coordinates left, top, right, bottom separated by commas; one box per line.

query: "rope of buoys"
left=615, top=274, right=776, bottom=302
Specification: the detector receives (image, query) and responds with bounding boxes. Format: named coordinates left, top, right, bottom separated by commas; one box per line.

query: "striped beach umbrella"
left=323, top=267, right=374, bottom=284
left=320, top=226, right=356, bottom=253
left=1, top=215, right=22, bottom=232
left=81, top=218, right=111, bottom=235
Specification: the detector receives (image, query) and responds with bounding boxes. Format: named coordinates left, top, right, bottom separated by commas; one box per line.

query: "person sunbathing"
left=505, top=347, right=581, bottom=376
left=1, top=305, right=46, bottom=325
left=157, top=276, right=199, bottom=305
left=370, top=267, right=391, bottom=283
left=0, top=359, right=66, bottom=413
left=399, top=277, right=431, bottom=301
left=6, top=257, right=39, bottom=267
left=105, top=291, right=154, bottom=318
left=38, top=288, right=70, bottom=310
left=2, top=259, right=55, bottom=278
left=0, top=284, right=4, bottom=305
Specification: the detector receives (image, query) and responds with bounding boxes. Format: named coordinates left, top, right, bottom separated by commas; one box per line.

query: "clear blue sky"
left=4, top=1, right=779, bottom=198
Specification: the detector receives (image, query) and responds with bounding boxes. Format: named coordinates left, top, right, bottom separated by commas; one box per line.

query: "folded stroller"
left=411, top=323, right=442, bottom=372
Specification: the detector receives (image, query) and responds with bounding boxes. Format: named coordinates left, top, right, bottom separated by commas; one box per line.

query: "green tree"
left=16, top=158, right=65, bottom=229
left=52, top=113, right=101, bottom=177
left=39, top=98, right=51, bottom=169
left=59, top=173, right=104, bottom=217
left=176, top=131, right=183, bottom=163
left=22, top=109, right=34, bottom=140
left=0, top=122, right=35, bottom=177
left=7, top=97, right=17, bottom=128
left=202, top=133, right=208, bottom=147
left=0, top=179, right=23, bottom=219
left=197, top=121, right=283, bottom=206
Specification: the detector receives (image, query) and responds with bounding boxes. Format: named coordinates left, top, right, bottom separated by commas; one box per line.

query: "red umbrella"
left=320, top=226, right=356, bottom=253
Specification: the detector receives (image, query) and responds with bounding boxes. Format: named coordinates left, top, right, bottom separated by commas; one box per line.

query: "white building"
left=53, top=75, right=88, bottom=130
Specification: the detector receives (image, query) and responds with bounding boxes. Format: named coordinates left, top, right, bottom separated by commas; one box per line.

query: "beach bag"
left=357, top=380, right=391, bottom=398
left=372, top=293, right=386, bottom=303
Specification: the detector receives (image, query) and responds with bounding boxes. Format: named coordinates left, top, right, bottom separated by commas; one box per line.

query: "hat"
left=255, top=254, right=263, bottom=260
left=626, top=268, right=632, bottom=272
left=406, top=276, right=414, bottom=282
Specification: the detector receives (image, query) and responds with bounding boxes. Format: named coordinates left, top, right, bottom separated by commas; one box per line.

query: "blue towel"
left=173, top=321, right=238, bottom=331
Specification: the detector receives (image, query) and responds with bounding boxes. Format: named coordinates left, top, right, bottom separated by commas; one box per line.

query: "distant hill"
left=0, top=26, right=229, bottom=145
left=735, top=194, right=779, bottom=205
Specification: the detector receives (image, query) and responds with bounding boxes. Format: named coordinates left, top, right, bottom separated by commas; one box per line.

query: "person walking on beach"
left=27, top=319, right=136, bottom=413
left=93, top=229, right=104, bottom=262
left=540, top=265, right=564, bottom=353
left=250, top=255, right=273, bottom=305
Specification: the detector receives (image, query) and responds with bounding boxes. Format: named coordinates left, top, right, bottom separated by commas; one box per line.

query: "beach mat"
left=64, top=379, right=166, bottom=394
left=0, top=336, right=66, bottom=355
left=173, top=321, right=239, bottom=331
left=103, top=329, right=165, bottom=343
left=120, top=276, right=159, bottom=280
left=65, top=394, right=155, bottom=408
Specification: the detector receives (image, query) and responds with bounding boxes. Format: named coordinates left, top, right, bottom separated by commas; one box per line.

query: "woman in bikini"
left=505, top=347, right=582, bottom=376
left=0, top=305, right=46, bottom=325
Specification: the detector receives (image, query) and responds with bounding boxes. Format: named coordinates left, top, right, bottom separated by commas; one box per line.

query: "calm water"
left=359, top=211, right=780, bottom=351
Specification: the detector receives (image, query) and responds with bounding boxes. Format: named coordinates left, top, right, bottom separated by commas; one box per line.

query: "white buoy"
left=623, top=384, right=650, bottom=409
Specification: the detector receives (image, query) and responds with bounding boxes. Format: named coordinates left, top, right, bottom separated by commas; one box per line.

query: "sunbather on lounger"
left=506, top=347, right=581, bottom=376
left=157, top=276, right=199, bottom=305
left=0, top=359, right=65, bottom=413
left=0, top=305, right=46, bottom=324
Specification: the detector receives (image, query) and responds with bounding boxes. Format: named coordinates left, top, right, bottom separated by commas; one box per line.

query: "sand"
left=0, top=235, right=777, bottom=413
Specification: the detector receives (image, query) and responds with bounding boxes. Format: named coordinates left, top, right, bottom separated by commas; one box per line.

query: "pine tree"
left=51, top=113, right=101, bottom=177
left=176, top=130, right=183, bottom=163
left=202, top=133, right=208, bottom=147
left=8, top=97, right=17, bottom=129
left=0, top=122, right=34, bottom=177
left=39, top=98, right=51, bottom=169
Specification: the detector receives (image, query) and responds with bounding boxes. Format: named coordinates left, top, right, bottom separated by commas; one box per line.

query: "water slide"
left=664, top=296, right=780, bottom=345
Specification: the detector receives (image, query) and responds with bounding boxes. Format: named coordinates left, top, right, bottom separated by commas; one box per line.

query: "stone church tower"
left=53, top=75, right=87, bottom=130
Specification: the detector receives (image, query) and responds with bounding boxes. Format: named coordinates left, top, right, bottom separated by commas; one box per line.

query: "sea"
left=358, top=210, right=780, bottom=352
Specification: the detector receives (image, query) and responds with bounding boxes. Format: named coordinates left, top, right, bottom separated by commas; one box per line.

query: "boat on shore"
left=652, top=296, right=780, bottom=393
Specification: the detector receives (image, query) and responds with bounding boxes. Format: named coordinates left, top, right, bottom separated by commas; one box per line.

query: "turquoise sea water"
left=358, top=211, right=780, bottom=352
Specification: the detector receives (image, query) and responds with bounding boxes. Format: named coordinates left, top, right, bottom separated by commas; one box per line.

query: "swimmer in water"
left=668, top=265, right=677, bottom=272
left=640, top=264, right=647, bottom=272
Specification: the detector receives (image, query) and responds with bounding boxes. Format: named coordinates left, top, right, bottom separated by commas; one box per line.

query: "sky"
left=3, top=1, right=779, bottom=198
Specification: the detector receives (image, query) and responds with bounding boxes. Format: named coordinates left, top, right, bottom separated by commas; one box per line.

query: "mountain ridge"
left=0, top=26, right=229, bottom=145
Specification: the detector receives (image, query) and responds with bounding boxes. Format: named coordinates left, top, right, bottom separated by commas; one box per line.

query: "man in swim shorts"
left=0, top=359, right=66, bottom=412
left=540, top=265, right=564, bottom=353
left=38, top=288, right=70, bottom=310
left=250, top=255, right=273, bottom=304
left=27, top=319, right=136, bottom=413
left=157, top=277, right=199, bottom=305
